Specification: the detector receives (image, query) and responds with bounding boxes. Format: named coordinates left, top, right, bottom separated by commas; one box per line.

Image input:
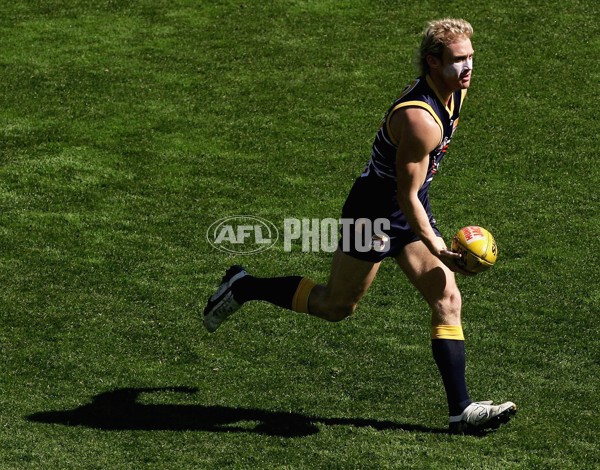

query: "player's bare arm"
left=392, top=107, right=463, bottom=269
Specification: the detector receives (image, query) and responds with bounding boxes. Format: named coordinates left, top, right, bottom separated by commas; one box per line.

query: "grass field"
left=1, top=0, right=599, bottom=468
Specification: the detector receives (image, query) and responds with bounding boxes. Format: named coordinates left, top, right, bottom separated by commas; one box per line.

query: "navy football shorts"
left=338, top=175, right=441, bottom=263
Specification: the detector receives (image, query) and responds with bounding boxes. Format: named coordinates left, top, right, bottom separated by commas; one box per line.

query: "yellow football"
left=451, top=226, right=498, bottom=274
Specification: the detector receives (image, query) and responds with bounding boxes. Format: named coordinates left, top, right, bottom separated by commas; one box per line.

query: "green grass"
left=1, top=0, right=599, bottom=468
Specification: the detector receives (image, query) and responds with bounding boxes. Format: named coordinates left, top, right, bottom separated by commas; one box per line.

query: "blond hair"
left=419, top=18, right=473, bottom=75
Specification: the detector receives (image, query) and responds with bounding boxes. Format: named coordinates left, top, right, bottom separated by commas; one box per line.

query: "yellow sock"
left=431, top=325, right=465, bottom=341
left=291, top=278, right=317, bottom=313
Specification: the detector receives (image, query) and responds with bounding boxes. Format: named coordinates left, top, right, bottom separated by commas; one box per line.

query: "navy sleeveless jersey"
left=363, top=75, right=466, bottom=205
left=340, top=76, right=467, bottom=260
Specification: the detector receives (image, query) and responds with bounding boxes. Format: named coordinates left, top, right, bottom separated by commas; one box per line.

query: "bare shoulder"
left=389, top=106, right=442, bottom=153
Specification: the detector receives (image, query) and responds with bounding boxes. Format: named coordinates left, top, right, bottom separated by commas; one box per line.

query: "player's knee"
left=311, top=287, right=359, bottom=322
left=432, top=287, right=462, bottom=322
left=325, top=302, right=356, bottom=322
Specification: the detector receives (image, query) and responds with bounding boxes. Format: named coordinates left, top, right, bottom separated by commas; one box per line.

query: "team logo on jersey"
left=430, top=136, right=451, bottom=175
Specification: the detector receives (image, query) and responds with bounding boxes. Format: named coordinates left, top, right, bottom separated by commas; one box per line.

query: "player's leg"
left=395, top=239, right=462, bottom=327
left=395, top=240, right=469, bottom=412
left=395, top=240, right=516, bottom=433
left=308, top=247, right=381, bottom=322
left=203, top=247, right=380, bottom=331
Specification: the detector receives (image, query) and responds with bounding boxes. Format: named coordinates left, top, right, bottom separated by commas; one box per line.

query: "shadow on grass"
left=26, top=387, right=448, bottom=437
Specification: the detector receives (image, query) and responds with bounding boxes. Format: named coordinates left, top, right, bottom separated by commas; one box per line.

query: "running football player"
left=203, top=18, right=516, bottom=435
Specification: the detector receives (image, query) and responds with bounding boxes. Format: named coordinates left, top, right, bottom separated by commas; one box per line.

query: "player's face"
left=441, top=38, right=474, bottom=89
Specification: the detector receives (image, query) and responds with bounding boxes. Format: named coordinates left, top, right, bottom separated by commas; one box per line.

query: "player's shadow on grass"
left=26, top=387, right=447, bottom=437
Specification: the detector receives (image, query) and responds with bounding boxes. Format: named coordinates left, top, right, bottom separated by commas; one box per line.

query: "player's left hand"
left=438, top=249, right=475, bottom=276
